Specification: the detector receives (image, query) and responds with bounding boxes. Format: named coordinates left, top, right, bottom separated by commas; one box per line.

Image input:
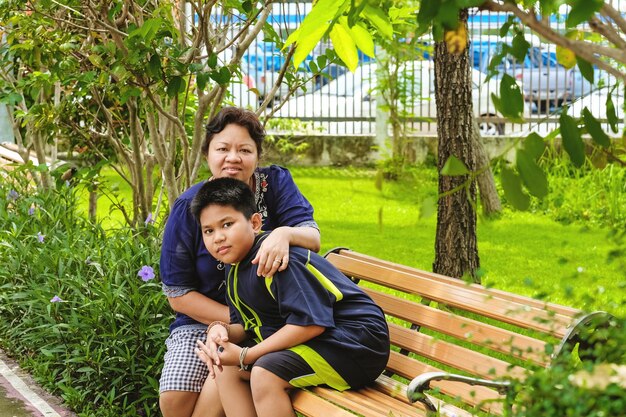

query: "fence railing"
left=227, top=1, right=622, bottom=137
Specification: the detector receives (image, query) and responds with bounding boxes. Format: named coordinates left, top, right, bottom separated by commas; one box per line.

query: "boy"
left=190, top=177, right=390, bottom=417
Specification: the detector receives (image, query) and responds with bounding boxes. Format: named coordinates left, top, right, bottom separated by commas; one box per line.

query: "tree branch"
left=483, top=1, right=626, bottom=83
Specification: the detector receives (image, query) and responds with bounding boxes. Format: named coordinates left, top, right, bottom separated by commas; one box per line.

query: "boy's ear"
left=251, top=212, right=262, bottom=233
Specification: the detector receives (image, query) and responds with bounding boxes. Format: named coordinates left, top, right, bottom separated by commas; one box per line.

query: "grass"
left=291, top=166, right=625, bottom=315
left=80, top=164, right=626, bottom=315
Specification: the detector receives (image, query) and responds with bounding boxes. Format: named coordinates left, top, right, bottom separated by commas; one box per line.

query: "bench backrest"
left=324, top=249, right=591, bottom=414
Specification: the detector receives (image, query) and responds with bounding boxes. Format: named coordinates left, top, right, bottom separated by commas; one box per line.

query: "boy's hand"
left=252, top=227, right=289, bottom=277
left=212, top=341, right=243, bottom=367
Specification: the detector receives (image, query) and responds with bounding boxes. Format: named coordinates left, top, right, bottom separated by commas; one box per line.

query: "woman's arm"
left=167, top=292, right=230, bottom=324
left=253, top=226, right=321, bottom=277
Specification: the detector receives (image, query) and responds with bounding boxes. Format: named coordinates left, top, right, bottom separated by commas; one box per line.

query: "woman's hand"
left=252, top=227, right=290, bottom=277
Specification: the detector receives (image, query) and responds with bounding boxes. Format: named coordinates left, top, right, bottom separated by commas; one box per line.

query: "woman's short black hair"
left=201, top=107, right=265, bottom=158
left=190, top=177, right=257, bottom=223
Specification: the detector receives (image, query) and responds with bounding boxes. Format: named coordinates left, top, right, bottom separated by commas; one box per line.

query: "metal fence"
left=227, top=1, right=622, bottom=137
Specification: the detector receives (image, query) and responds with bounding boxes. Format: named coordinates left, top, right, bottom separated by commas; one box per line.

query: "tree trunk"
left=472, top=119, right=502, bottom=216
left=432, top=10, right=480, bottom=283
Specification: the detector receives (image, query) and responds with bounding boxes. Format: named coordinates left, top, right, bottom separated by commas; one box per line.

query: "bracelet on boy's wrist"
left=239, top=346, right=250, bottom=371
left=206, top=321, right=230, bottom=336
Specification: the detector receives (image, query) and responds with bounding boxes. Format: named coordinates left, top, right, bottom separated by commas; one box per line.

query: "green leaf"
left=441, top=155, right=469, bottom=176
left=129, top=18, right=163, bottom=42
left=437, top=4, right=461, bottom=30
left=419, top=196, right=437, bottom=220
left=523, top=133, right=546, bottom=160
left=516, top=149, right=549, bottom=198
left=432, top=24, right=444, bottom=42
left=349, top=22, right=375, bottom=58
left=316, top=55, right=328, bottom=69
left=455, top=0, right=486, bottom=7
left=166, top=76, right=183, bottom=98
left=499, top=15, right=516, bottom=38
left=605, top=91, right=619, bottom=134
left=330, top=21, right=358, bottom=72
left=582, top=107, right=611, bottom=148
left=375, top=169, right=383, bottom=191
left=566, top=0, right=603, bottom=28
left=88, top=54, right=105, bottom=68
left=501, top=166, right=530, bottom=211
left=363, top=4, right=393, bottom=39
left=196, top=72, right=209, bottom=91
left=284, top=0, right=346, bottom=68
left=291, top=24, right=328, bottom=70
left=417, top=0, right=440, bottom=26
left=576, top=56, right=594, bottom=84
left=510, top=32, right=530, bottom=62
left=209, top=67, right=231, bottom=86
left=147, top=54, right=162, bottom=78
left=559, top=112, right=585, bottom=167
left=208, top=53, right=218, bottom=69
left=492, top=74, right=524, bottom=121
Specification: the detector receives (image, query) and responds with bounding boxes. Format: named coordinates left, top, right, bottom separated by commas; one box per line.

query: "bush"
left=0, top=164, right=170, bottom=417
left=510, top=314, right=626, bottom=417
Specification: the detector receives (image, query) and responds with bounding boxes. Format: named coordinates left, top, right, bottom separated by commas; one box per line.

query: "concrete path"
left=0, top=350, right=76, bottom=417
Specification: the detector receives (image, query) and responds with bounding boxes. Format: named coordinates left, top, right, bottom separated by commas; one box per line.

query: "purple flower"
left=138, top=265, right=155, bottom=282
left=28, top=206, right=36, bottom=216
left=8, top=189, right=19, bottom=201
left=50, top=295, right=63, bottom=303
left=144, top=212, right=154, bottom=226
left=37, top=232, right=45, bottom=243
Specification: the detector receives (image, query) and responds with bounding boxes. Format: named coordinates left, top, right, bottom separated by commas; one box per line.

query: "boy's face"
left=199, top=203, right=262, bottom=265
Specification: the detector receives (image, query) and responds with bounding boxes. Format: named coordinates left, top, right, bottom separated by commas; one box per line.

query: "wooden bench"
left=290, top=248, right=613, bottom=417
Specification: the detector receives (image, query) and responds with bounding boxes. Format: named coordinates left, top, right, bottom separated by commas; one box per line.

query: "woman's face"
left=206, top=123, right=258, bottom=184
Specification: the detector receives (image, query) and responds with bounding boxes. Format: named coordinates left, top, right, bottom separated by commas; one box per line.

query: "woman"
left=158, top=107, right=320, bottom=417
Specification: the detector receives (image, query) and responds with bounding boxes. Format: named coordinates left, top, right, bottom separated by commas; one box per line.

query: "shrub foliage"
left=0, top=165, right=170, bottom=416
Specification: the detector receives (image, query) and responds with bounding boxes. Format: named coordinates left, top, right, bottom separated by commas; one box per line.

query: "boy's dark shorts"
left=253, top=350, right=319, bottom=387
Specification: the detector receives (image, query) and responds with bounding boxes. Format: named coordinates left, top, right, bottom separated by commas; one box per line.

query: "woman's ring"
left=274, top=259, right=282, bottom=264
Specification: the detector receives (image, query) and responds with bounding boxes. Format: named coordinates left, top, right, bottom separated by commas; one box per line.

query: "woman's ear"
left=251, top=213, right=262, bottom=233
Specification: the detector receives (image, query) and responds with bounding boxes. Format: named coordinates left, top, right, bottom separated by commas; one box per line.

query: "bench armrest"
left=407, top=372, right=512, bottom=411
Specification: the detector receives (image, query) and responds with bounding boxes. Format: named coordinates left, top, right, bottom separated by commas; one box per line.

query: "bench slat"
left=309, top=385, right=426, bottom=417
left=330, top=254, right=573, bottom=336
left=389, top=324, right=528, bottom=380
left=367, top=288, right=550, bottom=366
left=387, top=351, right=505, bottom=414
left=332, top=250, right=581, bottom=317
left=291, top=390, right=360, bottom=417
left=373, top=375, right=476, bottom=417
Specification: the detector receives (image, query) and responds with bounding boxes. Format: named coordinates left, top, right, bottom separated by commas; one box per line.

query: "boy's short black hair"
left=190, top=177, right=257, bottom=222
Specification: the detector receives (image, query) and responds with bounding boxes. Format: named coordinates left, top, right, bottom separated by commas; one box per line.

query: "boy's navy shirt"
left=160, top=165, right=317, bottom=332
left=225, top=234, right=390, bottom=389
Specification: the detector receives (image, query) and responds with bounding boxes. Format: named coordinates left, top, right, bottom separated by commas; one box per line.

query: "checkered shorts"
left=159, top=327, right=209, bottom=393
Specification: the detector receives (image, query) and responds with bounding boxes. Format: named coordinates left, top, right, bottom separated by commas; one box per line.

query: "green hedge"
left=0, top=165, right=170, bottom=416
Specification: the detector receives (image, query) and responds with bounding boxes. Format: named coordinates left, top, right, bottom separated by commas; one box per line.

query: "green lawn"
left=291, top=166, right=625, bottom=315
left=81, top=164, right=626, bottom=315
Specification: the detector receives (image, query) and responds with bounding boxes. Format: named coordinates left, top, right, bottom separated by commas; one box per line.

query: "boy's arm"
left=245, top=324, right=324, bottom=364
